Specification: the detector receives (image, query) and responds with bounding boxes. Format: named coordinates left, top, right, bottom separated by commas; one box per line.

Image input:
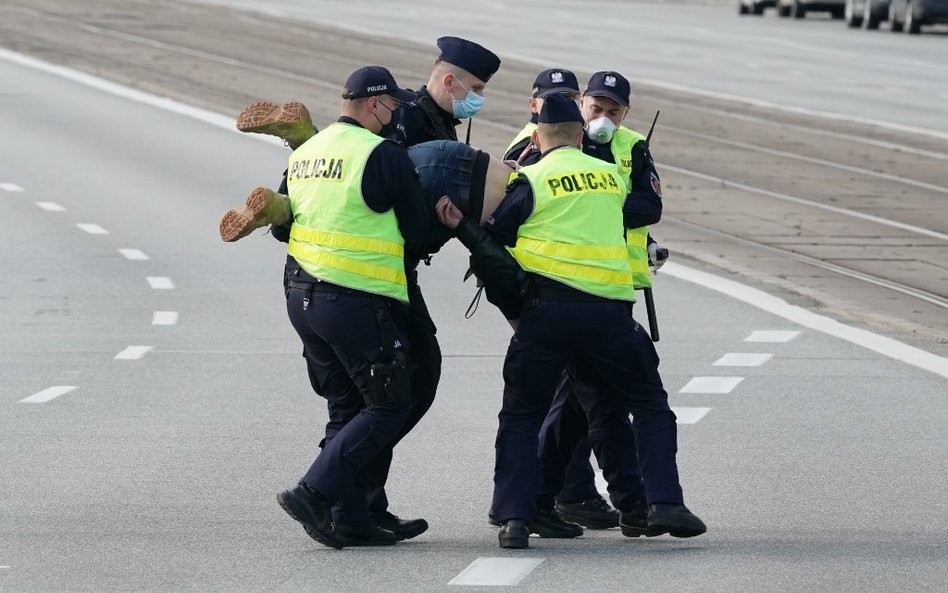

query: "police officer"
left=358, top=36, right=501, bottom=528
left=393, top=36, right=501, bottom=146
left=275, top=66, right=432, bottom=549
left=502, top=68, right=581, bottom=164
left=439, top=94, right=705, bottom=549
left=250, top=38, right=501, bottom=537
left=491, top=67, right=627, bottom=532
left=536, top=70, right=677, bottom=536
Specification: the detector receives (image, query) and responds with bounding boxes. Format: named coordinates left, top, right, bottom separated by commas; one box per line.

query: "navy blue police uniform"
left=536, top=72, right=666, bottom=530
left=275, top=38, right=501, bottom=527
left=277, top=67, right=433, bottom=547
left=466, top=96, right=695, bottom=548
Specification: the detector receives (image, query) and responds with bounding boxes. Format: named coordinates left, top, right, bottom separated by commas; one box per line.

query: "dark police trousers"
left=286, top=283, right=412, bottom=525
left=362, top=276, right=441, bottom=515
left=491, top=296, right=684, bottom=523
left=537, top=360, right=647, bottom=512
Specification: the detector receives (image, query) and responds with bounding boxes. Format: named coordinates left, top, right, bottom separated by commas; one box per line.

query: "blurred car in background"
left=844, top=0, right=892, bottom=27
left=739, top=0, right=778, bottom=14
left=776, top=0, right=846, bottom=18
left=889, top=0, right=948, bottom=32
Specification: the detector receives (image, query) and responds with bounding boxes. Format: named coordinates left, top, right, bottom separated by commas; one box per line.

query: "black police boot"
left=371, top=510, right=428, bottom=541
left=335, top=520, right=398, bottom=546
left=498, top=519, right=530, bottom=549
left=487, top=509, right=501, bottom=527
left=529, top=508, right=583, bottom=538
left=555, top=495, right=620, bottom=529
left=276, top=482, right=344, bottom=549
left=647, top=503, right=707, bottom=538
left=618, top=501, right=650, bottom=538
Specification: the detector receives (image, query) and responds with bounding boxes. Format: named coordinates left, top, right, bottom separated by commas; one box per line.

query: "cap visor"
left=389, top=88, right=416, bottom=103
left=583, top=90, right=629, bottom=107
left=535, top=86, right=580, bottom=98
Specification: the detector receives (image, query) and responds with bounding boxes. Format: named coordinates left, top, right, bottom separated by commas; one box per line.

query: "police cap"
left=538, top=93, right=584, bottom=125
left=342, top=65, right=415, bottom=102
left=532, top=68, right=579, bottom=98
left=584, top=71, right=631, bottom=107
left=436, top=36, right=501, bottom=82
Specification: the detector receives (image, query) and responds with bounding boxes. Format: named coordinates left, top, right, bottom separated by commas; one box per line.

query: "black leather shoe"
left=335, top=521, right=398, bottom=546
left=555, top=496, right=620, bottom=529
left=277, top=482, right=344, bottom=549
left=529, top=508, right=583, bottom=538
left=647, top=503, right=707, bottom=538
left=498, top=519, right=530, bottom=549
left=619, top=502, right=650, bottom=538
left=371, top=511, right=428, bottom=541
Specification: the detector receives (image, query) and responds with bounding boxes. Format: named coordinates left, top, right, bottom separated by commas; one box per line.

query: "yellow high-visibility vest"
left=286, top=122, right=408, bottom=303
left=509, top=147, right=635, bottom=301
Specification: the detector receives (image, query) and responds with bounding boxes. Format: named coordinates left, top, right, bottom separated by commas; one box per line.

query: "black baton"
left=642, top=110, right=661, bottom=342
left=642, top=286, right=659, bottom=342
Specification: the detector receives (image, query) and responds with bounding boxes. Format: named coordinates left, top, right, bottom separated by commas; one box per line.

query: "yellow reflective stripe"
left=290, top=224, right=404, bottom=258
left=288, top=240, right=407, bottom=286
left=516, top=236, right=627, bottom=261
left=513, top=249, right=633, bottom=286
left=626, top=229, right=648, bottom=249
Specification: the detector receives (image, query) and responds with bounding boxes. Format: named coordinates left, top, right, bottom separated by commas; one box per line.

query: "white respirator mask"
left=585, top=116, right=617, bottom=144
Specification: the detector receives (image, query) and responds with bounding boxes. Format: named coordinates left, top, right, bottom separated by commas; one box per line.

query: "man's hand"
left=435, top=196, right=464, bottom=229
left=648, top=242, right=670, bottom=272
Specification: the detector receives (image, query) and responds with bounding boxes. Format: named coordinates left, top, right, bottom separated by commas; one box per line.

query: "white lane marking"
left=152, top=311, right=178, bottom=325
left=673, top=407, right=713, bottom=424
left=745, top=330, right=800, bottom=343
left=679, top=377, right=744, bottom=394
left=114, top=346, right=153, bottom=360
left=147, top=277, right=174, bottom=289
left=662, top=164, right=948, bottom=242
left=19, top=386, right=77, bottom=403
left=665, top=262, right=948, bottom=380
left=118, top=248, right=149, bottom=260
left=76, top=223, right=108, bottom=235
left=713, top=353, right=774, bottom=367
left=448, top=557, right=544, bottom=587
left=36, top=201, right=65, bottom=211
left=0, top=48, right=276, bottom=141
left=1, top=182, right=24, bottom=192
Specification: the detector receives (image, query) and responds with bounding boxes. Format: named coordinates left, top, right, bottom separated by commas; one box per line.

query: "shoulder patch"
left=649, top=171, right=662, bottom=198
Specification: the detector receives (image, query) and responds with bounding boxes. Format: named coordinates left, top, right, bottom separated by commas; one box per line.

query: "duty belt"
left=286, top=279, right=357, bottom=294
left=525, top=282, right=613, bottom=304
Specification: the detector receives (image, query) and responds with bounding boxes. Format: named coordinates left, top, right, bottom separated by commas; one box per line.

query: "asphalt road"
left=1, top=47, right=947, bottom=593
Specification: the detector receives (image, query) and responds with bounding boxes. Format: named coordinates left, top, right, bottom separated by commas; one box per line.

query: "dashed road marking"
left=448, top=557, right=544, bottom=586
left=118, top=248, right=149, bottom=260
left=19, top=386, right=77, bottom=403
left=152, top=311, right=178, bottom=325
left=0, top=183, right=24, bottom=192
left=673, top=407, right=713, bottom=424
left=76, top=223, right=108, bottom=235
left=713, top=353, right=773, bottom=367
left=147, top=277, right=174, bottom=289
left=679, top=376, right=744, bottom=394
left=36, top=201, right=65, bottom=211
left=744, top=330, right=800, bottom=343
left=115, top=346, right=153, bottom=360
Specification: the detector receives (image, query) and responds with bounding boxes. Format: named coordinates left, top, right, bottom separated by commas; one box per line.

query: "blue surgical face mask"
left=451, top=79, right=485, bottom=119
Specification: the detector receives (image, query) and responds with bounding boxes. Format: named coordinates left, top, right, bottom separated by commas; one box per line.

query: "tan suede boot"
left=236, top=101, right=317, bottom=149
left=219, top=187, right=292, bottom=242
